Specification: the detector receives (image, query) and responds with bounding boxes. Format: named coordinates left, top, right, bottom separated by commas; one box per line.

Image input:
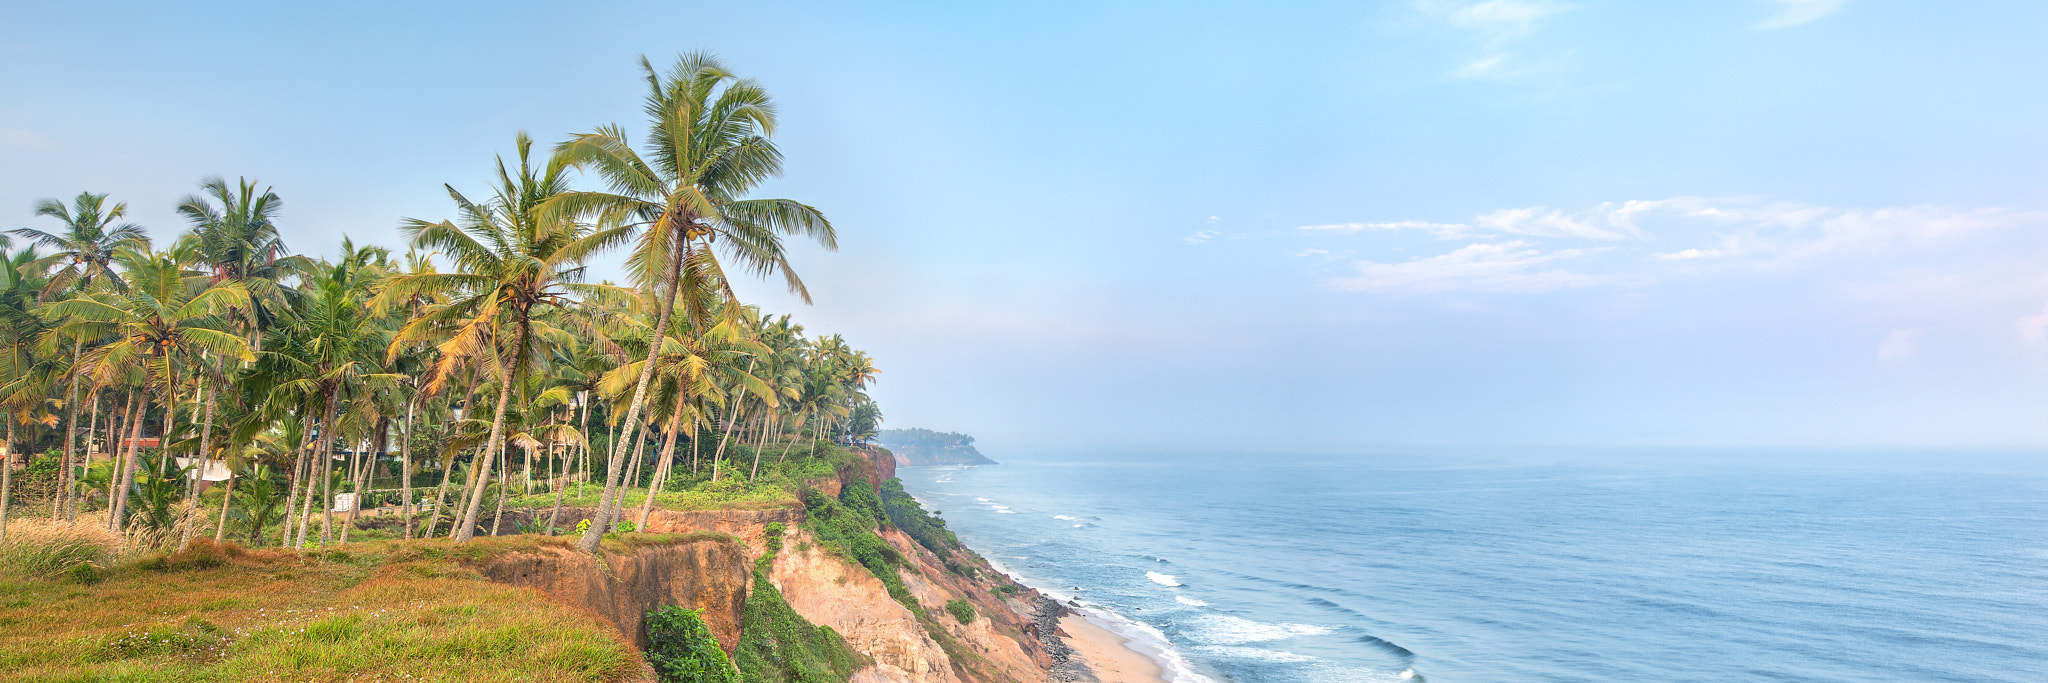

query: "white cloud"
left=0, top=127, right=51, bottom=149
left=1299, top=220, right=1472, bottom=239
left=1325, top=241, right=1601, bottom=294
left=1415, top=0, right=1570, bottom=80
left=1652, top=248, right=1724, bottom=261
left=2018, top=303, right=2048, bottom=345
left=1876, top=327, right=1924, bottom=361
left=1474, top=203, right=1649, bottom=240
left=1183, top=229, right=1221, bottom=245
left=1757, top=0, right=1849, bottom=30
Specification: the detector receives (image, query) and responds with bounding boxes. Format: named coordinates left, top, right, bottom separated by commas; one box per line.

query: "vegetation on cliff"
left=877, top=429, right=995, bottom=466
left=734, top=521, right=867, bottom=683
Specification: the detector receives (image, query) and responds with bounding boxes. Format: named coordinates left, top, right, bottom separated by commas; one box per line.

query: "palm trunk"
left=110, top=390, right=146, bottom=534
left=774, top=412, right=806, bottom=469
left=489, top=444, right=508, bottom=536
left=280, top=411, right=314, bottom=547
left=55, top=340, right=81, bottom=520
left=577, top=237, right=688, bottom=553
left=637, top=400, right=688, bottom=529
left=709, top=361, right=756, bottom=484
left=606, top=421, right=650, bottom=533
left=180, top=378, right=218, bottom=550
left=425, top=452, right=456, bottom=539
left=317, top=393, right=340, bottom=546
left=401, top=399, right=415, bottom=539
left=2, top=417, right=14, bottom=543
left=454, top=324, right=524, bottom=543
left=213, top=470, right=236, bottom=542
left=70, top=391, right=100, bottom=522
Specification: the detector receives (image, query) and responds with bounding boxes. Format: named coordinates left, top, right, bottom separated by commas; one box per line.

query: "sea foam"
left=1194, top=614, right=1334, bottom=645
left=1147, top=571, right=1184, bottom=587
left=1177, top=595, right=1209, bottom=607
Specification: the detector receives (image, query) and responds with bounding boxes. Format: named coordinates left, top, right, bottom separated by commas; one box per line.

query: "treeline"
left=875, top=428, right=993, bottom=466
left=0, top=52, right=882, bottom=555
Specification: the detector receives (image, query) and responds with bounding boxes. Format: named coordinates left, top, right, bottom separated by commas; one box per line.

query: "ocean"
left=902, top=450, right=2048, bottom=682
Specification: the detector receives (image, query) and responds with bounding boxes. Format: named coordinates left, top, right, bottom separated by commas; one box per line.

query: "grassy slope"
left=0, top=537, right=654, bottom=683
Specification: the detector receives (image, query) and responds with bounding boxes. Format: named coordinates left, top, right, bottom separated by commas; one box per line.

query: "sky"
left=3, top=1, right=2046, bottom=454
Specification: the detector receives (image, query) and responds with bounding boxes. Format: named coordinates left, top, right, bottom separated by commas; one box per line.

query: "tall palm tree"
left=381, top=134, right=626, bottom=543
left=544, top=52, right=835, bottom=552
left=0, top=247, right=57, bottom=540
left=46, top=247, right=252, bottom=534
left=11, top=191, right=149, bottom=521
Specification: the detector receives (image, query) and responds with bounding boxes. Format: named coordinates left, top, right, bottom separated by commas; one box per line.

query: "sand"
left=1059, top=614, right=1167, bottom=683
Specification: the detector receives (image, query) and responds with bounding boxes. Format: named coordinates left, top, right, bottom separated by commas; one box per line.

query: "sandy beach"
left=1059, top=614, right=1167, bottom=683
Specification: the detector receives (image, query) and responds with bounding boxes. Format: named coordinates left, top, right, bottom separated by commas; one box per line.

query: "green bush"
left=945, top=599, right=975, bottom=624
left=645, top=605, right=738, bottom=683
left=881, top=479, right=958, bottom=555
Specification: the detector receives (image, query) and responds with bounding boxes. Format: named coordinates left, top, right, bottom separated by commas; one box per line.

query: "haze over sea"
left=908, top=451, right=2048, bottom=682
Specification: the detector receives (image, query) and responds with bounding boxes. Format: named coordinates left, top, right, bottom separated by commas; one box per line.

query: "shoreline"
left=1057, top=612, right=1169, bottom=683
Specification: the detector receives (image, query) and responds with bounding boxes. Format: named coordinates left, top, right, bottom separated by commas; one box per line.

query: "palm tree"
left=544, top=52, right=835, bottom=552
left=381, top=134, right=626, bottom=543
left=11, top=191, right=149, bottom=522
left=0, top=247, right=57, bottom=540
left=45, top=247, right=252, bottom=535
left=253, top=241, right=398, bottom=547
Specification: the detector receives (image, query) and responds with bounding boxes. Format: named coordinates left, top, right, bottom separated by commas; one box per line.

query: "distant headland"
left=878, top=428, right=997, bottom=466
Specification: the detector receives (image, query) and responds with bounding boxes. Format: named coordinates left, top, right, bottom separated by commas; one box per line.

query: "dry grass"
left=0, top=517, right=123, bottom=577
left=0, top=537, right=644, bottom=682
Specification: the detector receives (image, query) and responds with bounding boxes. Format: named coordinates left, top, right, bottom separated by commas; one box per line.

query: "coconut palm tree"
left=0, top=247, right=56, bottom=540
left=381, top=134, right=627, bottom=543
left=45, top=247, right=252, bottom=535
left=544, top=52, right=835, bottom=552
left=11, top=191, right=149, bottom=521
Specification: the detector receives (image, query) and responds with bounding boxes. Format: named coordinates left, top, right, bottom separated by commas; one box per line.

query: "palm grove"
left=0, top=54, right=883, bottom=556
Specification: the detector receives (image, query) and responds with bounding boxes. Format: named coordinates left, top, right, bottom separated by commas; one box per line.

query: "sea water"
left=905, top=450, right=2048, bottom=682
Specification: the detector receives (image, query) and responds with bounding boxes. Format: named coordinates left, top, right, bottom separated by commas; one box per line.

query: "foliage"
left=880, top=479, right=958, bottom=555
left=945, top=599, right=975, bottom=624
left=734, top=521, right=866, bottom=683
left=646, top=605, right=739, bottom=683
left=0, top=518, right=119, bottom=577
left=801, top=487, right=912, bottom=608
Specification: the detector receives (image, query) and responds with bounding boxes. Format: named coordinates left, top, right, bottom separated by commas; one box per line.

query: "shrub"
left=0, top=519, right=119, bottom=577
left=645, top=605, right=738, bottom=683
left=945, top=599, right=975, bottom=624
left=881, top=479, right=958, bottom=555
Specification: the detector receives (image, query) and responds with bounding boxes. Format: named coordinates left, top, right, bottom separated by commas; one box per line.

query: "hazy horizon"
left=5, top=0, right=2046, bottom=452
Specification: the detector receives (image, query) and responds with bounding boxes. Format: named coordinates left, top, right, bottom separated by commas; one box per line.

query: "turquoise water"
left=903, top=451, right=2048, bottom=682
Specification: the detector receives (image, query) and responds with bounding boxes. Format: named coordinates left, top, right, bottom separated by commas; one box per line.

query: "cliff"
left=475, top=446, right=1062, bottom=683
left=877, top=429, right=998, bottom=467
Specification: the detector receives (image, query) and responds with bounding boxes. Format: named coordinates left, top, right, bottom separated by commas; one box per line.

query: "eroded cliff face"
left=771, top=526, right=964, bottom=683
left=478, top=537, right=752, bottom=653
left=481, top=446, right=1056, bottom=683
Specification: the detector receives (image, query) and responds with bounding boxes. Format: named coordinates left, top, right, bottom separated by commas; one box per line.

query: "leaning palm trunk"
left=637, top=400, right=688, bottom=529
left=179, top=380, right=218, bottom=551
left=604, top=422, right=650, bottom=533
left=709, top=360, right=757, bottom=484
left=213, top=470, right=236, bottom=542
left=110, top=390, right=146, bottom=533
left=425, top=454, right=457, bottom=539
left=454, top=326, right=524, bottom=542
left=577, top=240, right=687, bottom=553
left=548, top=399, right=588, bottom=535
left=278, top=413, right=314, bottom=547
left=317, top=396, right=341, bottom=546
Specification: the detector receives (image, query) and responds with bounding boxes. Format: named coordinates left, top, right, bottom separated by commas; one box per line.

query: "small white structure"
left=333, top=492, right=356, bottom=513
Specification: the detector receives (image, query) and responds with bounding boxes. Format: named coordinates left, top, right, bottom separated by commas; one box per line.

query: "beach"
left=1059, top=614, right=1167, bottom=683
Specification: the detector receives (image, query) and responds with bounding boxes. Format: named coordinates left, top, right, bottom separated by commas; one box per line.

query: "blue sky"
left=4, top=1, right=2046, bottom=453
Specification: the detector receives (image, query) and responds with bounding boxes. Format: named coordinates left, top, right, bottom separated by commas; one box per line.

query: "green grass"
left=0, top=537, right=644, bottom=682
left=733, top=522, right=867, bottom=683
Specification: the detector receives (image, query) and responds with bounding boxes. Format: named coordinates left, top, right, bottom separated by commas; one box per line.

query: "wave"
left=1147, top=571, right=1184, bottom=587
left=1073, top=608, right=1221, bottom=683
left=1054, top=515, right=1080, bottom=521
left=1193, top=614, right=1334, bottom=645
left=976, top=497, right=991, bottom=502
left=998, top=509, right=1018, bottom=514
left=1177, top=595, right=1209, bottom=607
